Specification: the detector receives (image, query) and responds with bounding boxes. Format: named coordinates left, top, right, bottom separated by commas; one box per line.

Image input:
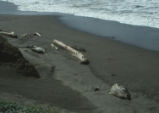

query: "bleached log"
left=51, top=43, right=58, bottom=50
left=34, top=32, right=41, bottom=37
left=0, top=31, right=17, bottom=38
left=52, top=39, right=89, bottom=64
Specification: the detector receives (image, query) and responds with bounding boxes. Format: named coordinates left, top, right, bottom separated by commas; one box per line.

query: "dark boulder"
left=0, top=36, right=40, bottom=78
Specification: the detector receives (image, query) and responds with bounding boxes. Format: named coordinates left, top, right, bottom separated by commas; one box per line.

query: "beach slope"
left=0, top=15, right=159, bottom=113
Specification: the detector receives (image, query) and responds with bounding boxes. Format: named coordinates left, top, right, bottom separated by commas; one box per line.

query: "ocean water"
left=0, top=0, right=159, bottom=29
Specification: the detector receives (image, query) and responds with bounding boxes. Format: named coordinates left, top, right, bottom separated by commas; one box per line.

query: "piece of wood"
left=34, top=32, right=41, bottom=37
left=71, top=45, right=86, bottom=52
left=52, top=39, right=89, bottom=64
left=51, top=43, right=58, bottom=50
left=0, top=31, right=17, bottom=38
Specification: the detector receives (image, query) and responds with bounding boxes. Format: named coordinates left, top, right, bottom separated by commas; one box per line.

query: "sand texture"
left=0, top=15, right=159, bottom=113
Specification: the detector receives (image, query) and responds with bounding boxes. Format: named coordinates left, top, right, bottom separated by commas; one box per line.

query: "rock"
left=111, top=74, right=117, bottom=77
left=50, top=65, right=55, bottom=73
left=94, top=87, right=100, bottom=92
left=0, top=37, right=21, bottom=63
left=0, top=36, right=40, bottom=78
left=15, top=59, right=40, bottom=78
left=109, top=83, right=131, bottom=100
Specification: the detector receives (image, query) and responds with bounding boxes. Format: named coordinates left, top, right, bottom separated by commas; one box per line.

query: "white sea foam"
left=1, top=0, right=159, bottom=28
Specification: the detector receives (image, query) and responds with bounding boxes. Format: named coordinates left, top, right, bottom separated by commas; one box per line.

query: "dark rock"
left=50, top=65, right=55, bottom=73
left=0, top=36, right=40, bottom=78
left=94, top=87, right=100, bottom=92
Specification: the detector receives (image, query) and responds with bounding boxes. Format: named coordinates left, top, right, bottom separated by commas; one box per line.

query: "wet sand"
left=60, top=15, right=159, bottom=51
left=0, top=15, right=159, bottom=113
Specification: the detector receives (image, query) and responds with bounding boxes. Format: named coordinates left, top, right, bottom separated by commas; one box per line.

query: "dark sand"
left=60, top=15, right=159, bottom=51
left=0, top=15, right=159, bottom=113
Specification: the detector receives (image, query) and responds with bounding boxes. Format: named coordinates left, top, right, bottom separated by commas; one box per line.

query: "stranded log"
left=52, top=39, right=89, bottom=64
left=0, top=31, right=17, bottom=38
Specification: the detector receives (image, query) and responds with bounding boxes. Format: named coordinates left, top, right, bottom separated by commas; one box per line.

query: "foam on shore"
left=1, top=0, right=159, bottom=28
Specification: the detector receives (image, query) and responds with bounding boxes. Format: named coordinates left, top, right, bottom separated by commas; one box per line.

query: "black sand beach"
left=60, top=15, right=159, bottom=51
left=0, top=14, right=159, bottom=113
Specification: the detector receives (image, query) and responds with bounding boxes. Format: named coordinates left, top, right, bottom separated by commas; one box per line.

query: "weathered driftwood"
left=71, top=45, right=86, bottom=52
left=109, top=83, right=131, bottom=100
left=52, top=39, right=89, bottom=64
left=51, top=43, right=58, bottom=50
left=0, top=31, right=17, bottom=38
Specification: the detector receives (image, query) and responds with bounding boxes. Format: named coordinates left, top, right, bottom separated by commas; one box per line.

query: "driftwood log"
left=52, top=39, right=89, bottom=64
left=0, top=31, right=17, bottom=38
left=51, top=43, right=58, bottom=50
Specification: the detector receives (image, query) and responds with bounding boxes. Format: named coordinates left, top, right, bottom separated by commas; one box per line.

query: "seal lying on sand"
left=31, top=45, right=45, bottom=54
left=21, top=32, right=41, bottom=39
left=109, top=83, right=131, bottom=100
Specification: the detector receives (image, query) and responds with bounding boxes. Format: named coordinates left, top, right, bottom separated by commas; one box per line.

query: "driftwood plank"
left=52, top=39, right=89, bottom=64
left=0, top=31, right=17, bottom=38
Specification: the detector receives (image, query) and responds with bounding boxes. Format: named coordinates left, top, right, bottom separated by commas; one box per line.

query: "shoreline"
left=1, top=1, right=159, bottom=51
left=0, top=14, right=159, bottom=113
left=59, top=15, right=159, bottom=51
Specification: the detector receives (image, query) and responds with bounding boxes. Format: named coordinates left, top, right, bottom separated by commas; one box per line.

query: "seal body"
left=109, top=83, right=131, bottom=100
left=31, top=45, right=45, bottom=54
